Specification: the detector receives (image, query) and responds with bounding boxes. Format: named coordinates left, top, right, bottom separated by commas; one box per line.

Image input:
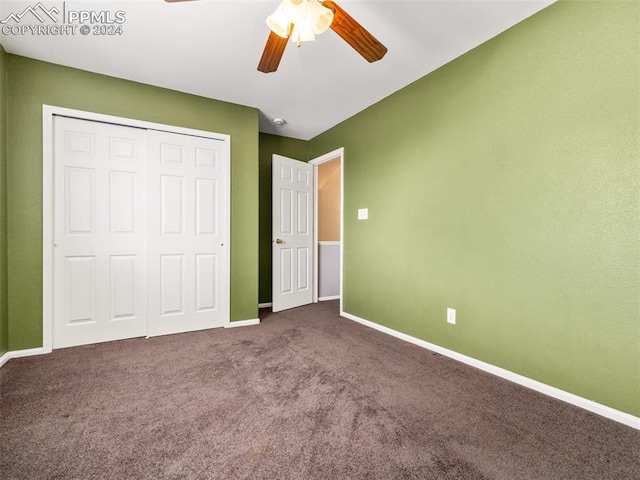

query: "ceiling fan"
left=165, top=0, right=388, bottom=74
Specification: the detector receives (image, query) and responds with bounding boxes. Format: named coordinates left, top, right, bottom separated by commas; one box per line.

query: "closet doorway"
left=43, top=107, right=230, bottom=350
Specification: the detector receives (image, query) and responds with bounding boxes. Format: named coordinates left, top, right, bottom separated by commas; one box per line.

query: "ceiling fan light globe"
left=307, top=0, right=334, bottom=34
left=283, top=0, right=308, bottom=23
left=266, top=4, right=290, bottom=38
left=291, top=21, right=316, bottom=43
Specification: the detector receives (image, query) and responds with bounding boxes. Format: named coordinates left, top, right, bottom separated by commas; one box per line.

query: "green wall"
left=258, top=133, right=309, bottom=304
left=6, top=55, right=259, bottom=350
left=309, top=0, right=640, bottom=416
left=0, top=45, right=7, bottom=356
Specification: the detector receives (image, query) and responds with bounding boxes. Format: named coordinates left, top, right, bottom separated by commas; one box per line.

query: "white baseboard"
left=0, top=351, right=9, bottom=368
left=225, top=318, right=260, bottom=329
left=341, top=311, right=640, bottom=431
left=258, top=303, right=272, bottom=309
left=319, top=295, right=341, bottom=302
left=0, top=347, right=49, bottom=369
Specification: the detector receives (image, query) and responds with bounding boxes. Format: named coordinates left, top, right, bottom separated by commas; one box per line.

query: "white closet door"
left=147, top=130, right=229, bottom=336
left=53, top=116, right=148, bottom=348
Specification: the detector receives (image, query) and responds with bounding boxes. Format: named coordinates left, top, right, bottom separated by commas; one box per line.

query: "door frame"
left=42, top=105, right=231, bottom=353
left=309, top=148, right=344, bottom=313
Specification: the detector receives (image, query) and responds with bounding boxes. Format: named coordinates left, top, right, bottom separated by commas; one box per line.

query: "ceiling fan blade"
left=258, top=31, right=290, bottom=73
left=322, top=1, right=388, bottom=63
left=164, top=0, right=199, bottom=3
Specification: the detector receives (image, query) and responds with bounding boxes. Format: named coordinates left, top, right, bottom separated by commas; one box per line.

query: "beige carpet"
left=1, top=301, right=639, bottom=479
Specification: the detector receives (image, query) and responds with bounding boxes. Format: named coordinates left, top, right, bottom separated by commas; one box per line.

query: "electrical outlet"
left=447, top=308, right=456, bottom=325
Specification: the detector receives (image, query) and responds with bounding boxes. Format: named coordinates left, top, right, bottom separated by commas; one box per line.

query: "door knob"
left=275, top=238, right=284, bottom=244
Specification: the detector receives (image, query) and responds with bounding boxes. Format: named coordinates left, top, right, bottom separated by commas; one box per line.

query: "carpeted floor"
left=1, top=301, right=639, bottom=479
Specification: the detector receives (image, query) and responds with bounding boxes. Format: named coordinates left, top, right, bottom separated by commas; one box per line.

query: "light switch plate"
left=447, top=308, right=456, bottom=325
left=358, top=208, right=368, bottom=220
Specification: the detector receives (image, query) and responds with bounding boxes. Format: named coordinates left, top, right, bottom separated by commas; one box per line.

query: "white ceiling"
left=0, top=0, right=555, bottom=140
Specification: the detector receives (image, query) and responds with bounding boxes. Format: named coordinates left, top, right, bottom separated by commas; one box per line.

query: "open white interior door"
left=272, top=155, right=314, bottom=312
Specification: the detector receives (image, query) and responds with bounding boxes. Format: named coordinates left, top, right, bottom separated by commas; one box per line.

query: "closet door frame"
left=42, top=105, right=231, bottom=353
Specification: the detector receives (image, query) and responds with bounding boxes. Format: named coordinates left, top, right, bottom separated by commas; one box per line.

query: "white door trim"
left=42, top=105, right=231, bottom=353
left=309, top=148, right=344, bottom=313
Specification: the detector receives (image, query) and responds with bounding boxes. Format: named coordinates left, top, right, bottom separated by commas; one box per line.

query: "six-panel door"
left=146, top=130, right=229, bottom=337
left=272, top=154, right=314, bottom=312
left=53, top=117, right=229, bottom=348
left=53, top=117, right=148, bottom=348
